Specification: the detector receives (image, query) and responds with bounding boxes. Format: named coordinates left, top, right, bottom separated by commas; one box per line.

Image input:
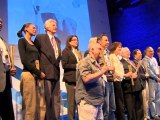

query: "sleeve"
left=61, top=49, right=76, bottom=70
left=34, top=35, right=41, bottom=51
left=18, top=39, right=41, bottom=77
left=142, top=59, right=158, bottom=81
left=78, top=60, right=91, bottom=78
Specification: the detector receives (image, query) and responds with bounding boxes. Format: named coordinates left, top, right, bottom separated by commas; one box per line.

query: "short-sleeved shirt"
left=75, top=55, right=105, bottom=106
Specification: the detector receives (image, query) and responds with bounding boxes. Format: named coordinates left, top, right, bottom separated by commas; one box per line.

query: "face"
left=92, top=44, right=102, bottom=60
left=122, top=48, right=130, bottom=59
left=146, top=47, right=154, bottom=58
left=69, top=36, right=79, bottom=48
left=114, top=45, right=122, bottom=55
left=46, top=21, right=57, bottom=34
left=134, top=50, right=142, bottom=60
left=25, top=24, right=36, bottom=36
left=99, top=36, right=109, bottom=49
left=0, top=19, right=2, bottom=31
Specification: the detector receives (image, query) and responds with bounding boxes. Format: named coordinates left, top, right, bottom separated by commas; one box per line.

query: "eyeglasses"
left=71, top=39, right=78, bottom=41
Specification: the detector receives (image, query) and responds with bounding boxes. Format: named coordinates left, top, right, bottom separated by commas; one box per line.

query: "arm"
left=78, top=60, right=108, bottom=84
left=142, top=59, right=159, bottom=81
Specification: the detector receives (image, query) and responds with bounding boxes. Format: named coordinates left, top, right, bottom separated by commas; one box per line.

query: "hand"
left=157, top=78, right=160, bottom=83
left=138, top=60, right=142, bottom=66
left=73, top=86, right=76, bottom=89
left=101, top=65, right=109, bottom=74
left=108, top=66, right=114, bottom=71
left=131, top=73, right=137, bottom=79
left=40, top=72, right=46, bottom=79
left=10, top=67, right=16, bottom=76
left=125, top=72, right=132, bottom=77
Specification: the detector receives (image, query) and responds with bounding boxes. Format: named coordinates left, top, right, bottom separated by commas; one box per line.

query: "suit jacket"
left=121, top=58, right=142, bottom=93
left=34, top=34, right=61, bottom=81
left=62, top=48, right=78, bottom=83
left=133, top=59, right=147, bottom=88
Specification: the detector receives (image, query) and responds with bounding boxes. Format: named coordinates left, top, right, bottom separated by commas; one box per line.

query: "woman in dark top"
left=17, top=23, right=45, bottom=120
left=62, top=35, right=82, bottom=120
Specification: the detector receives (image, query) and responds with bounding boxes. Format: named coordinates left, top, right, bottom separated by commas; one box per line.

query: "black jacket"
left=62, top=48, right=78, bottom=83
left=34, top=34, right=61, bottom=81
left=121, top=58, right=142, bottom=93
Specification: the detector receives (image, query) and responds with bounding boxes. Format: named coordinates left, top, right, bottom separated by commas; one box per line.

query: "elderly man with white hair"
left=34, top=19, right=61, bottom=120
left=120, top=47, right=143, bottom=120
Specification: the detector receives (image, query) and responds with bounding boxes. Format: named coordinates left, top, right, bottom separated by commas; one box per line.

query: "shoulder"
left=120, top=58, right=126, bottom=63
left=78, top=57, right=90, bottom=68
left=18, top=38, right=26, bottom=44
left=55, top=36, right=61, bottom=43
left=109, top=54, right=115, bottom=58
left=35, top=34, right=47, bottom=40
left=62, top=48, right=70, bottom=54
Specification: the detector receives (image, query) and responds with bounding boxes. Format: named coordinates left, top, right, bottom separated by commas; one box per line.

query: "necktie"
left=127, top=59, right=136, bottom=70
left=51, top=37, right=58, bottom=59
left=51, top=37, right=56, bottom=50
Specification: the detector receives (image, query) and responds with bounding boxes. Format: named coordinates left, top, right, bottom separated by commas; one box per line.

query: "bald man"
left=75, top=42, right=110, bottom=120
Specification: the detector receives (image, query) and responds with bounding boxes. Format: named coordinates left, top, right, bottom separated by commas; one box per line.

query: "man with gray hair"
left=34, top=19, right=61, bottom=120
left=121, top=47, right=143, bottom=120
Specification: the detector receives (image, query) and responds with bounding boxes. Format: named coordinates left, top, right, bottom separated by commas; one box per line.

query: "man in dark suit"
left=121, top=47, right=143, bottom=120
left=34, top=19, right=61, bottom=120
left=132, top=49, right=149, bottom=120
left=0, top=18, right=16, bottom=120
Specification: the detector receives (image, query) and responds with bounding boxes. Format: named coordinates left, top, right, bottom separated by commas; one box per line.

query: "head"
left=65, top=35, right=79, bottom=50
left=121, top=47, right=131, bottom=59
left=89, top=42, right=102, bottom=60
left=0, top=18, right=2, bottom=31
left=44, top=19, right=57, bottom=35
left=97, top=34, right=109, bottom=49
left=87, top=37, right=97, bottom=48
left=132, top=49, right=142, bottom=61
left=157, top=47, right=160, bottom=57
left=110, top=42, right=122, bottom=55
left=17, top=23, right=36, bottom=38
left=144, top=47, right=154, bottom=58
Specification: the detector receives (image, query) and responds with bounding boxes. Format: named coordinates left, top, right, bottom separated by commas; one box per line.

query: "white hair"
left=121, top=47, right=130, bottom=57
left=44, top=19, right=56, bottom=29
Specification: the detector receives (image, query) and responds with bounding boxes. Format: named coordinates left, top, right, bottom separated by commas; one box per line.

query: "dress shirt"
left=72, top=48, right=80, bottom=62
left=48, top=34, right=59, bottom=59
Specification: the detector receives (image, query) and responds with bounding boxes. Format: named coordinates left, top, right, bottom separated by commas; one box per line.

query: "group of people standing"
left=0, top=17, right=160, bottom=120
left=75, top=35, right=160, bottom=120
